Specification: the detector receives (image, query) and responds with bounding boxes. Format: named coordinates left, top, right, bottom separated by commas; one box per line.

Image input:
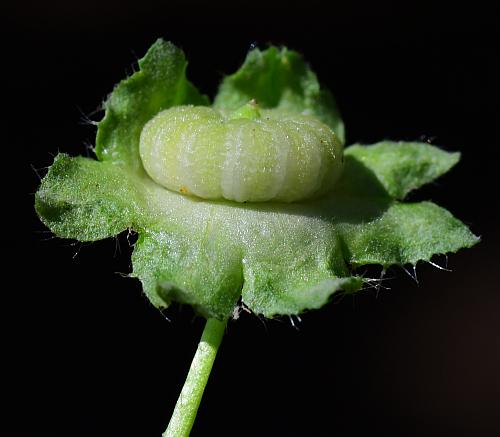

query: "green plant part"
left=35, top=39, right=478, bottom=436
left=139, top=104, right=343, bottom=202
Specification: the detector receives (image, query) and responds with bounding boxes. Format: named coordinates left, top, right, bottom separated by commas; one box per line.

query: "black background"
left=4, top=1, right=499, bottom=436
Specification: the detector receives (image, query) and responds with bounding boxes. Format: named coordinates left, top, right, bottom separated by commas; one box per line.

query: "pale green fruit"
left=139, top=103, right=343, bottom=203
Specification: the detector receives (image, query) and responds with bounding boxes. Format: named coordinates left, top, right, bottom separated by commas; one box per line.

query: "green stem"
left=163, top=318, right=226, bottom=437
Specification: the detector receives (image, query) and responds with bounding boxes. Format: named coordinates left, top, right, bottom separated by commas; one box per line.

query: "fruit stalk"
left=163, top=318, right=226, bottom=437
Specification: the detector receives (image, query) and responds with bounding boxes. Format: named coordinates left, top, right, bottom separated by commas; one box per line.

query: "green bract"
left=35, top=39, right=478, bottom=320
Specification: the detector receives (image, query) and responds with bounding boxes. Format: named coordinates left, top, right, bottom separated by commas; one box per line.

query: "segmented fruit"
left=139, top=103, right=343, bottom=203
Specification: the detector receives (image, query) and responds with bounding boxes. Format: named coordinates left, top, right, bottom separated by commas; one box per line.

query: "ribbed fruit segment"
left=139, top=105, right=343, bottom=203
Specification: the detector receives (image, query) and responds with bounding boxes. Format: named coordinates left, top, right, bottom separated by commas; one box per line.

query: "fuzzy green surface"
left=346, top=142, right=461, bottom=199
left=96, top=39, right=208, bottom=172
left=35, top=39, right=478, bottom=320
left=213, top=45, right=345, bottom=144
left=35, top=143, right=478, bottom=319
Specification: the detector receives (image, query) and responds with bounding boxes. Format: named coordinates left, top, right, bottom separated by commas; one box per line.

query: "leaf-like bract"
left=214, top=46, right=345, bottom=144
left=96, top=39, right=208, bottom=172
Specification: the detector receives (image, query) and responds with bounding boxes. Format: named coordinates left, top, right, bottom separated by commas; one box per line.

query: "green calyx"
left=35, top=39, right=478, bottom=321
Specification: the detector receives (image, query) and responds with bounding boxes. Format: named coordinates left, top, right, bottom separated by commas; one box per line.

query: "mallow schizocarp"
left=139, top=102, right=343, bottom=203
